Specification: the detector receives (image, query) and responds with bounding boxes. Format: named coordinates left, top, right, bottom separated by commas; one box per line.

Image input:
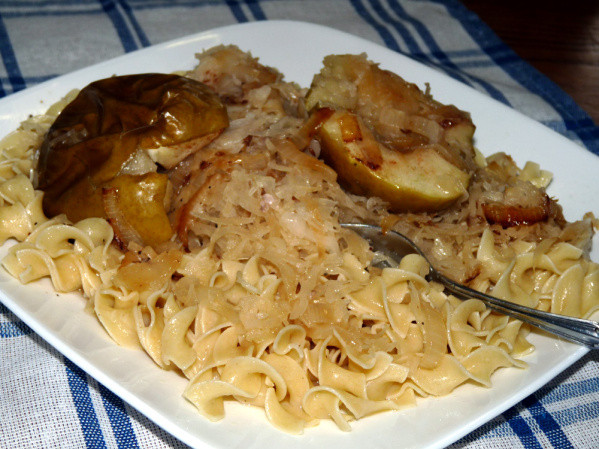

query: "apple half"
left=316, top=109, right=470, bottom=212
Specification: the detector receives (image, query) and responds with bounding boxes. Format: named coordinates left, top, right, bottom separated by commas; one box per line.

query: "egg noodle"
left=0, top=46, right=597, bottom=434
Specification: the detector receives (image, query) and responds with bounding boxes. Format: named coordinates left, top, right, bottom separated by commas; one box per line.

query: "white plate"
left=0, top=20, right=596, bottom=449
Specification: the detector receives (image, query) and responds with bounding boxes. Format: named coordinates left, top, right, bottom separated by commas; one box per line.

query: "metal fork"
left=342, top=222, right=599, bottom=349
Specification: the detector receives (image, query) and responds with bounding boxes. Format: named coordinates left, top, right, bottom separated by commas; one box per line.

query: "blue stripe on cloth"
left=0, top=11, right=24, bottom=96
left=368, top=0, right=422, bottom=53
left=385, top=0, right=511, bottom=104
left=502, top=405, right=545, bottom=449
left=439, top=46, right=516, bottom=70
left=350, top=0, right=401, bottom=52
left=351, top=0, right=511, bottom=105
left=436, top=0, right=599, bottom=155
left=2, top=9, right=103, bottom=18
left=482, top=44, right=523, bottom=66
left=117, top=0, right=151, bottom=47
left=226, top=0, right=248, bottom=22
left=553, top=400, right=599, bottom=427
left=245, top=0, right=266, bottom=20
left=0, top=304, right=33, bottom=337
left=538, top=376, right=599, bottom=404
left=522, top=394, right=574, bottom=449
left=98, top=0, right=139, bottom=52
left=0, top=1, right=103, bottom=18
left=0, top=0, right=98, bottom=5
left=563, top=118, right=599, bottom=151
left=445, top=57, right=505, bottom=70
left=65, top=359, right=108, bottom=449
left=0, top=0, right=97, bottom=9
left=0, top=320, right=32, bottom=337
left=122, top=0, right=230, bottom=6
left=98, top=383, right=140, bottom=449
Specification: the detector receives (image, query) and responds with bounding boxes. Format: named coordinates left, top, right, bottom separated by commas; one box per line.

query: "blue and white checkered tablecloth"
left=0, top=1, right=598, bottom=448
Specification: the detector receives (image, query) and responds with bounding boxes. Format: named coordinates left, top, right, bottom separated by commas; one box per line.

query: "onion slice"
left=102, top=187, right=144, bottom=250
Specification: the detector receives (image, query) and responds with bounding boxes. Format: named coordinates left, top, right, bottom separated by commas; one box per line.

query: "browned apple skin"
left=36, top=73, right=228, bottom=246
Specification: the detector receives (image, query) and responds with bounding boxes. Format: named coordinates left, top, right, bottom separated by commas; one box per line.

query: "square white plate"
left=0, top=20, right=595, bottom=449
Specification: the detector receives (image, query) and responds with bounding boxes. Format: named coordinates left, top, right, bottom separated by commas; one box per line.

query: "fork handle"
left=436, top=272, right=599, bottom=349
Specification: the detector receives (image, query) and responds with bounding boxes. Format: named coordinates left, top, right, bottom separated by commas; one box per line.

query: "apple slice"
left=305, top=54, right=477, bottom=174
left=317, top=110, right=470, bottom=212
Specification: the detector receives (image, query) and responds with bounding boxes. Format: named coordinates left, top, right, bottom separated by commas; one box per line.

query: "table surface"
left=462, top=0, right=599, bottom=125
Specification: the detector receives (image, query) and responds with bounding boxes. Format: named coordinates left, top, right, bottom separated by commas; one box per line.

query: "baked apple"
left=317, top=109, right=470, bottom=211
left=36, top=73, right=228, bottom=246
left=306, top=54, right=475, bottom=211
